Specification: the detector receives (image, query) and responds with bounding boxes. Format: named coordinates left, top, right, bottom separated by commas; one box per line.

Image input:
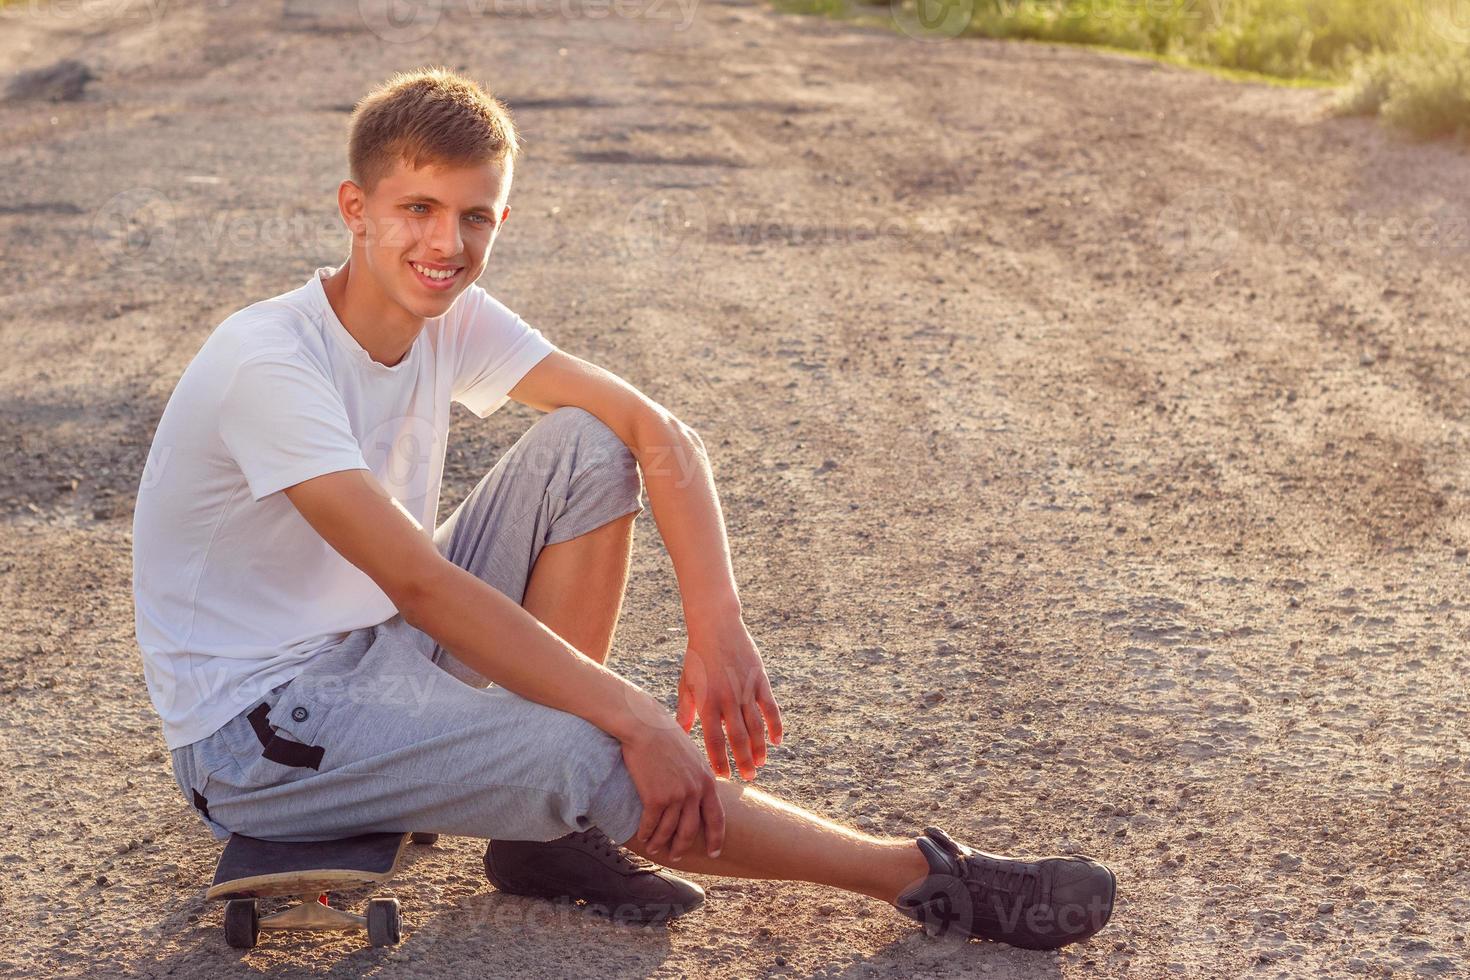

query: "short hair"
left=348, top=67, right=520, bottom=193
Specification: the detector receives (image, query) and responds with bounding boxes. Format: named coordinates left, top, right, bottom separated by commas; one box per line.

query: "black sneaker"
left=894, top=826, right=1116, bottom=949
left=484, top=828, right=705, bottom=924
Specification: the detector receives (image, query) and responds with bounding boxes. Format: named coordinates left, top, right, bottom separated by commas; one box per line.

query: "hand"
left=675, top=618, right=783, bottom=780
left=620, top=707, right=725, bottom=860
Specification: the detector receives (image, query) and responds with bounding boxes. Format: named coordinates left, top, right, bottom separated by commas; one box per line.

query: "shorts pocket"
left=251, top=680, right=340, bottom=772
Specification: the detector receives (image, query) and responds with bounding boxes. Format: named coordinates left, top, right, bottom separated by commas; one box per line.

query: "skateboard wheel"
left=223, top=899, right=259, bottom=949
left=367, top=897, right=402, bottom=947
left=410, top=833, right=439, bottom=846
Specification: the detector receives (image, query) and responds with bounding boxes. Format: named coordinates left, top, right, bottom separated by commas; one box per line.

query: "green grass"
left=776, top=0, right=1470, bottom=141
left=1337, top=23, right=1470, bottom=139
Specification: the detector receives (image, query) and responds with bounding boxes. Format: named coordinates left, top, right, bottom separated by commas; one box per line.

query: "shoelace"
left=572, top=828, right=658, bottom=871
left=961, top=853, right=1042, bottom=910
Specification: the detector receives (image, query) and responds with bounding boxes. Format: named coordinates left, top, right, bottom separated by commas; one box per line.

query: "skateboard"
left=206, top=831, right=439, bottom=949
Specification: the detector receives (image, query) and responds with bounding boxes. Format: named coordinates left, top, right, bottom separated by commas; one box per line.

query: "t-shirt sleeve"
left=217, top=353, right=369, bottom=501
left=450, top=285, right=557, bottom=419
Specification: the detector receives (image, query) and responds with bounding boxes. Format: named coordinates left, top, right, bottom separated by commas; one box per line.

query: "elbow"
left=672, top=418, right=706, bottom=457
left=634, top=410, right=706, bottom=463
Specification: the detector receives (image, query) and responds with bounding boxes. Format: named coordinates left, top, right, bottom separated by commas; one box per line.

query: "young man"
left=132, top=67, right=1117, bottom=950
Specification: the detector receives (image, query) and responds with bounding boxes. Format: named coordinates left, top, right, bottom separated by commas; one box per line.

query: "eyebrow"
left=397, top=194, right=497, bottom=215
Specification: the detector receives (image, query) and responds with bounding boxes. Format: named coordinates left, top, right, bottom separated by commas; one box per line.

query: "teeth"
left=412, top=262, right=457, bottom=281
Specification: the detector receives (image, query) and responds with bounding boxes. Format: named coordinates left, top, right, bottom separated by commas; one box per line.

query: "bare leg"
left=521, top=511, right=637, bottom=667
left=626, top=780, right=930, bottom=905
left=522, top=515, right=928, bottom=906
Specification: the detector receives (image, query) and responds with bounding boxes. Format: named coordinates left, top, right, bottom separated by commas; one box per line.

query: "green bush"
left=959, top=0, right=1409, bottom=79
left=1342, top=46, right=1470, bottom=139
left=852, top=0, right=1470, bottom=140
left=1335, top=8, right=1470, bottom=140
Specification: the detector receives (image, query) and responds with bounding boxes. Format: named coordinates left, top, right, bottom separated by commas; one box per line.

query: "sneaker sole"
left=483, top=851, right=704, bottom=924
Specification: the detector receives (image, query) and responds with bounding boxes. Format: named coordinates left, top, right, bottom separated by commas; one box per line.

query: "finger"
left=635, top=799, right=661, bottom=846
left=724, top=705, right=756, bottom=779
left=669, top=797, right=703, bottom=862
left=701, top=783, right=726, bottom=859
left=759, top=680, right=784, bottom=746
left=702, top=711, right=731, bottom=778
left=675, top=680, right=696, bottom=733
left=646, top=803, right=681, bottom=856
left=741, top=700, right=768, bottom=768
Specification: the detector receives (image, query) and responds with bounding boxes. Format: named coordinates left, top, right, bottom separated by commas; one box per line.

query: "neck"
left=321, top=258, right=422, bottom=368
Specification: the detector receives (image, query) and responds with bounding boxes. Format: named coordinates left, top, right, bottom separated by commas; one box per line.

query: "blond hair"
left=348, top=67, right=519, bottom=192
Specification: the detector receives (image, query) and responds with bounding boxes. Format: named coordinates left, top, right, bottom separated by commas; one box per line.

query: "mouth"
left=408, top=260, right=463, bottom=292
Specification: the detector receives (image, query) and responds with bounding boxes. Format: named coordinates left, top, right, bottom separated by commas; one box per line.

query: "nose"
left=426, top=209, right=462, bottom=259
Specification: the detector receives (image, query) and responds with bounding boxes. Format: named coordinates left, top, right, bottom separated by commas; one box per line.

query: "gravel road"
left=2, top=0, right=1468, bottom=976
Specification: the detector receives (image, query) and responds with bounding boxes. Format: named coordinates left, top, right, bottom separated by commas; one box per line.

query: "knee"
left=532, top=407, right=641, bottom=500
left=533, top=407, right=624, bottom=457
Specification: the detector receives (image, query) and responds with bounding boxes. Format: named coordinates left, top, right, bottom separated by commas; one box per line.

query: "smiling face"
left=341, top=155, right=512, bottom=322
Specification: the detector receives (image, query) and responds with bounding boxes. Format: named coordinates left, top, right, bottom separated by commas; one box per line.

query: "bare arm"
left=510, top=352, right=742, bottom=628
left=282, top=466, right=724, bottom=858
left=409, top=558, right=661, bottom=739
left=283, top=468, right=652, bottom=737
left=509, top=350, right=783, bottom=780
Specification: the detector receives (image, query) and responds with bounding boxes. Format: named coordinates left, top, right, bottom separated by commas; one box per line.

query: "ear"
left=338, top=179, right=367, bottom=237
left=500, top=204, right=511, bottom=226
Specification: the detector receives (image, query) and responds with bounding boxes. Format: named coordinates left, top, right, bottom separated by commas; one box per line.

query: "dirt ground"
left=2, top=0, right=1468, bottom=976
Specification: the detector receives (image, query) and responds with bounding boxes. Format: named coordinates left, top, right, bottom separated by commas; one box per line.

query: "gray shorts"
left=169, top=407, right=647, bottom=846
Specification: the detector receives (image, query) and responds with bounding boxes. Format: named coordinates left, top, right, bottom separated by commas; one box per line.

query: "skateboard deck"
left=207, top=832, right=411, bottom=900
left=206, top=831, right=438, bottom=949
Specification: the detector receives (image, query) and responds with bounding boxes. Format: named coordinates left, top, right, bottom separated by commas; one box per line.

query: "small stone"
left=855, top=815, right=876, bottom=830
left=1274, top=852, right=1302, bottom=872
left=1317, top=902, right=1335, bottom=916
left=775, top=955, right=788, bottom=967
left=7, top=59, right=95, bottom=102
left=921, top=690, right=945, bottom=705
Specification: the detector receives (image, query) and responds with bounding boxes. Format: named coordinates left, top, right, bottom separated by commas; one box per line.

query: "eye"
left=406, top=203, right=429, bottom=214
left=465, top=213, right=490, bottom=225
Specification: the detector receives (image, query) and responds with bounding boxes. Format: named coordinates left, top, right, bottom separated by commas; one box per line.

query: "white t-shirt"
left=132, top=266, right=556, bottom=749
